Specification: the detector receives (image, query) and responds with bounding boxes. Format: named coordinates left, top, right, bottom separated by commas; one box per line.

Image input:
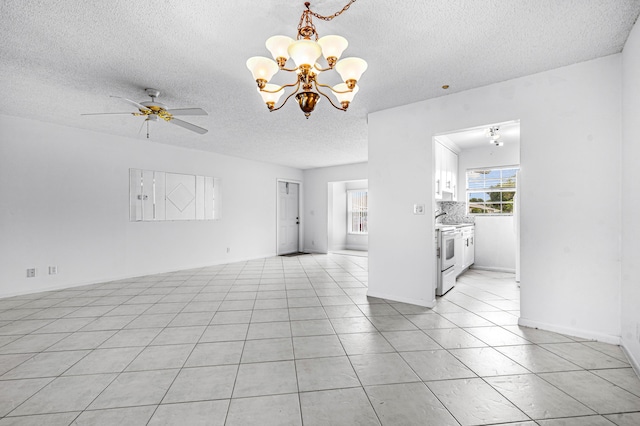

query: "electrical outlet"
left=226, top=247, right=230, bottom=253
left=48, top=266, right=58, bottom=275
left=312, top=240, right=315, bottom=246
left=26, top=268, right=36, bottom=278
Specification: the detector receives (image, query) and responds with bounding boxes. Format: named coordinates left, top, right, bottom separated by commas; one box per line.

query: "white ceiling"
left=1, top=1, right=638, bottom=169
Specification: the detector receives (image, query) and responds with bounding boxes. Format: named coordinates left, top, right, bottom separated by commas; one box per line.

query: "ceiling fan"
left=82, top=88, right=208, bottom=138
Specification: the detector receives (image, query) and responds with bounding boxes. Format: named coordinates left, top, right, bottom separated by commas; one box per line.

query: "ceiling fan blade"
left=110, top=96, right=148, bottom=111
left=169, top=118, right=208, bottom=134
left=81, top=112, right=136, bottom=116
left=166, top=108, right=208, bottom=116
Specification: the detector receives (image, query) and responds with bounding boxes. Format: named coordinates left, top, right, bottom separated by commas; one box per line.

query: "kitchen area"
left=433, top=121, right=520, bottom=296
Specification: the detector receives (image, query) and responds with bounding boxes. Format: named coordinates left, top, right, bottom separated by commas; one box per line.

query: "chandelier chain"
left=309, top=0, right=357, bottom=21
left=297, top=1, right=357, bottom=40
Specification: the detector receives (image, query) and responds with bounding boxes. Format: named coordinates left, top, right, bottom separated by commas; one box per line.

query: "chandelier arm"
left=269, top=81, right=302, bottom=112
left=314, top=82, right=347, bottom=111
left=315, top=81, right=352, bottom=94
left=313, top=64, right=333, bottom=72
left=261, top=81, right=300, bottom=93
left=280, top=66, right=299, bottom=72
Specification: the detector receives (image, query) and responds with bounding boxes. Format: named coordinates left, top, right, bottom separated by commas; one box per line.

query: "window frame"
left=347, top=189, right=368, bottom=235
left=466, top=166, right=518, bottom=216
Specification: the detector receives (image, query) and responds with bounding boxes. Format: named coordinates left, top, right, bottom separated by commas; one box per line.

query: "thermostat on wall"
left=413, top=204, right=425, bottom=215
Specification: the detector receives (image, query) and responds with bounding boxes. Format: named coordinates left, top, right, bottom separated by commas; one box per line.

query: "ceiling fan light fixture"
left=247, top=1, right=366, bottom=118
left=81, top=89, right=208, bottom=138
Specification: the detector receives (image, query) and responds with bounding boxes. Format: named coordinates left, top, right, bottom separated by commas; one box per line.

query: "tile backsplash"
left=436, top=201, right=475, bottom=224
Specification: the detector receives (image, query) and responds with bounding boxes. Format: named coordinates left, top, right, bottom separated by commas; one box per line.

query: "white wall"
left=0, top=115, right=303, bottom=298
left=303, top=163, right=367, bottom=253
left=369, top=54, right=623, bottom=343
left=621, top=21, right=640, bottom=369
left=329, top=182, right=347, bottom=251
left=458, top=142, right=520, bottom=272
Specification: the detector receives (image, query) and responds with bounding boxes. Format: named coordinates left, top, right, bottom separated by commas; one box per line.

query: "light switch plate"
left=413, top=204, right=425, bottom=215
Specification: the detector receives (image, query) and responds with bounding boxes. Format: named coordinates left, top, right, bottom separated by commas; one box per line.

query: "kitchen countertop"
left=436, top=223, right=474, bottom=230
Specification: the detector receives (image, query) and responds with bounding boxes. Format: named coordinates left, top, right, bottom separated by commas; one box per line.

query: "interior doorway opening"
left=433, top=120, right=521, bottom=282
left=328, top=179, right=368, bottom=257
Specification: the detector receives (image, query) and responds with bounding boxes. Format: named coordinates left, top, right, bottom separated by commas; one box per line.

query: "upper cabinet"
left=434, top=140, right=459, bottom=201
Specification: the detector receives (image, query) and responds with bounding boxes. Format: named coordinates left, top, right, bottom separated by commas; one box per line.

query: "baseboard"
left=472, top=265, right=516, bottom=273
left=621, top=343, right=640, bottom=377
left=518, top=317, right=621, bottom=345
left=303, top=248, right=328, bottom=254
left=0, top=252, right=277, bottom=300
left=345, top=244, right=368, bottom=251
left=366, top=289, right=435, bottom=308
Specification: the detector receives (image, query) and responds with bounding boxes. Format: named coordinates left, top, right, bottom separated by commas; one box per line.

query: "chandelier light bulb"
left=318, top=35, right=348, bottom=62
left=266, top=36, right=294, bottom=62
left=258, top=84, right=285, bottom=108
left=335, top=57, right=368, bottom=85
left=246, top=56, right=279, bottom=83
left=332, top=83, right=359, bottom=104
left=288, top=39, right=323, bottom=68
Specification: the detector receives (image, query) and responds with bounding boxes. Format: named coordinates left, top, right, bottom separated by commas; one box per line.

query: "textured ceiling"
left=1, top=1, right=639, bottom=169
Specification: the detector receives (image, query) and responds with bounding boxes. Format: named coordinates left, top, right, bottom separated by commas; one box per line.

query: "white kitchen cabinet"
left=461, top=226, right=475, bottom=271
left=435, top=142, right=443, bottom=199
left=444, top=146, right=458, bottom=199
left=434, top=141, right=458, bottom=201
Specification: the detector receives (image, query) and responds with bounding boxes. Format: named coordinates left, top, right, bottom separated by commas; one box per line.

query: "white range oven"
left=436, top=227, right=461, bottom=296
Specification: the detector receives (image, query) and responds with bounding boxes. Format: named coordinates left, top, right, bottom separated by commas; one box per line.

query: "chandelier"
left=246, top=1, right=367, bottom=118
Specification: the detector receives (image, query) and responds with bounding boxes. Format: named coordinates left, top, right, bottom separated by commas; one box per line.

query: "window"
left=466, top=167, right=518, bottom=214
left=347, top=190, right=368, bottom=234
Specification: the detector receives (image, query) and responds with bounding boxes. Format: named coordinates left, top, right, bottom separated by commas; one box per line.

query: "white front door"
left=278, top=181, right=299, bottom=255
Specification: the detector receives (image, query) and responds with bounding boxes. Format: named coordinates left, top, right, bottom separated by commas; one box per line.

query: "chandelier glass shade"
left=246, top=1, right=367, bottom=118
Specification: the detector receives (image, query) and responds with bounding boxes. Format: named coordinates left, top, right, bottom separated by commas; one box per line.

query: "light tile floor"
left=0, top=255, right=639, bottom=425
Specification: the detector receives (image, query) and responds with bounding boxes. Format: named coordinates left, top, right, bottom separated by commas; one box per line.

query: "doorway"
left=433, top=120, right=521, bottom=280
left=277, top=180, right=301, bottom=255
left=328, top=179, right=369, bottom=256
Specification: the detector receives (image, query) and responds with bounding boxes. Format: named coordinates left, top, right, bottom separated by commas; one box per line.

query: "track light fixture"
left=486, top=126, right=503, bottom=146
